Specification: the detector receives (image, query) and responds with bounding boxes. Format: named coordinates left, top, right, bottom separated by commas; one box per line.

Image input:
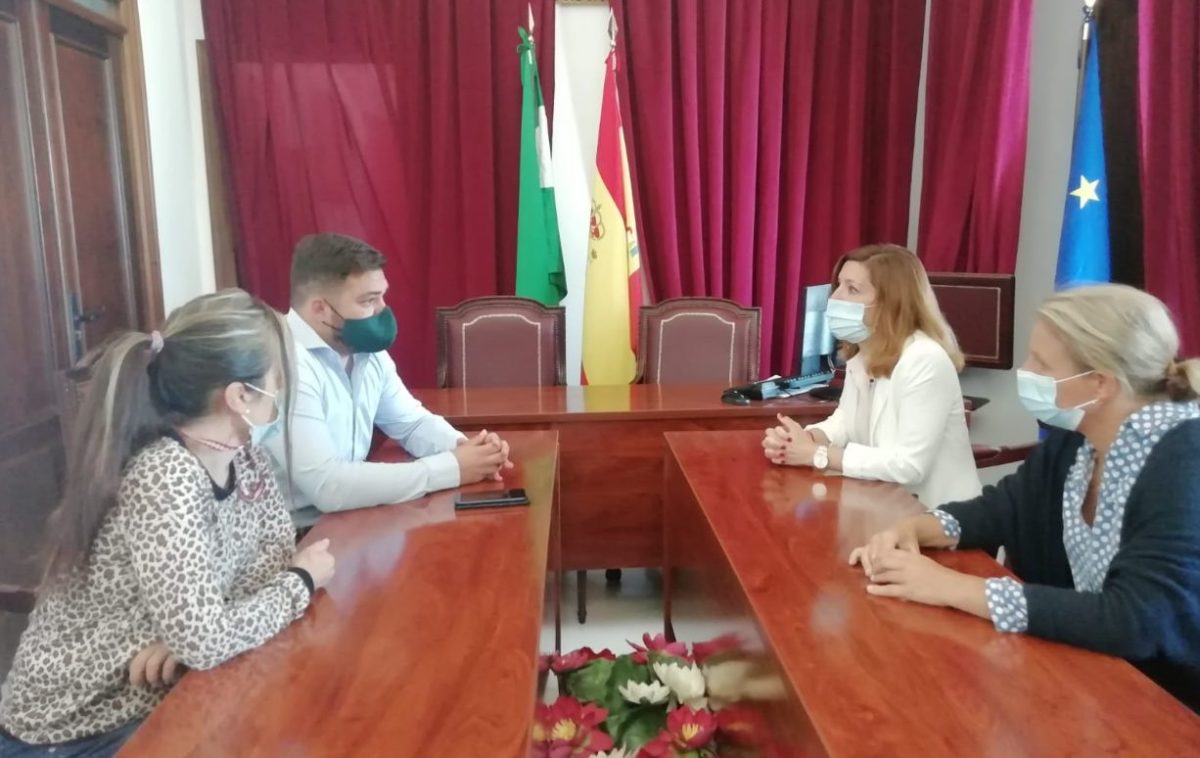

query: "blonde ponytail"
left=1165, top=358, right=1200, bottom=401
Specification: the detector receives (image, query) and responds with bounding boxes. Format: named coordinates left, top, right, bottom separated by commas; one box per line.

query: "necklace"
left=177, top=428, right=240, bottom=452
left=175, top=429, right=266, bottom=501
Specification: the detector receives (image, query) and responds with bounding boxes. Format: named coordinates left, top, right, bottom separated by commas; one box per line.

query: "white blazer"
left=807, top=332, right=981, bottom=508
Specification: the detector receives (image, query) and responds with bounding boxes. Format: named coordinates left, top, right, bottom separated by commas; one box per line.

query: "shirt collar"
left=1122, top=400, right=1200, bottom=439
left=286, top=309, right=337, bottom=353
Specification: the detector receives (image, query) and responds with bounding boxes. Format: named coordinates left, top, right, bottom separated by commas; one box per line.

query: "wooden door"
left=48, top=5, right=144, bottom=356
left=0, top=0, right=66, bottom=593
left=0, top=0, right=160, bottom=681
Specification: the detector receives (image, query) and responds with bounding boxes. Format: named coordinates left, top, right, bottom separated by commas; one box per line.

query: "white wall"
left=139, top=0, right=213, bottom=314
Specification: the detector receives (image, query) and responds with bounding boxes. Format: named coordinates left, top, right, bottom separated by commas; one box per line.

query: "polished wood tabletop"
left=120, top=430, right=559, bottom=758
left=663, top=430, right=1200, bottom=757
left=411, top=382, right=835, bottom=425
left=412, top=383, right=835, bottom=577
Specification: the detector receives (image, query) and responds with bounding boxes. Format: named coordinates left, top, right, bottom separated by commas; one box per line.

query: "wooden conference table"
left=412, top=382, right=836, bottom=572
left=662, top=430, right=1200, bottom=756
left=120, top=431, right=559, bottom=757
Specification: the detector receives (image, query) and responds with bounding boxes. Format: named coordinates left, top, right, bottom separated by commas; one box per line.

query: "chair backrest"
left=436, top=296, right=566, bottom=388
left=972, top=442, right=1037, bottom=468
left=636, top=297, right=762, bottom=385
left=927, top=272, right=1016, bottom=370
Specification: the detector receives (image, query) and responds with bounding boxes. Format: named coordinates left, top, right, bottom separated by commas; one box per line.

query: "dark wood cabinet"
left=0, top=0, right=159, bottom=682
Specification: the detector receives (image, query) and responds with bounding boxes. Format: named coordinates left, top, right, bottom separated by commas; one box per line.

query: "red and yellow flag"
left=582, top=50, right=643, bottom=385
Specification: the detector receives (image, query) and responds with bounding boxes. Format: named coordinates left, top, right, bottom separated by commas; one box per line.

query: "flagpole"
left=1073, top=1, right=1098, bottom=125
left=526, top=3, right=536, bottom=64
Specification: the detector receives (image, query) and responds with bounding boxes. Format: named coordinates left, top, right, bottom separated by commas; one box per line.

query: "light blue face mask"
left=1015, top=369, right=1097, bottom=431
left=826, top=299, right=872, bottom=344
left=242, top=382, right=282, bottom=446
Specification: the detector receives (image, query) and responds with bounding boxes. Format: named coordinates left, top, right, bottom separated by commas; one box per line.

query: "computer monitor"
left=796, top=283, right=837, bottom=376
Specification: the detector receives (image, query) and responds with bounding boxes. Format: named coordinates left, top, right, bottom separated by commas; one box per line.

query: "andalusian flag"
left=515, top=21, right=566, bottom=306
left=582, top=50, right=643, bottom=385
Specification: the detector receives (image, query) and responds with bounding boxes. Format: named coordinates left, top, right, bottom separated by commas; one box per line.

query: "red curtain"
left=916, top=0, right=1033, bottom=274
left=201, top=0, right=555, bottom=386
left=610, top=0, right=925, bottom=376
left=1139, top=0, right=1200, bottom=356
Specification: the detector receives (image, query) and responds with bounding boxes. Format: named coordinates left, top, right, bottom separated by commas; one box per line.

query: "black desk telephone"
left=721, top=369, right=835, bottom=405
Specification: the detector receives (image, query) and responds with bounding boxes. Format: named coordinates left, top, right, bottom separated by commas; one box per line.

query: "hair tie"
left=149, top=331, right=164, bottom=355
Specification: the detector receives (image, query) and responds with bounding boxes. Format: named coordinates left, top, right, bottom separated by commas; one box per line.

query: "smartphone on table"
left=453, top=488, right=530, bottom=510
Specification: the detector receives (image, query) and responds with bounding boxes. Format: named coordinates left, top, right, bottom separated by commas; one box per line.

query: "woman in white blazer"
left=763, top=244, right=981, bottom=507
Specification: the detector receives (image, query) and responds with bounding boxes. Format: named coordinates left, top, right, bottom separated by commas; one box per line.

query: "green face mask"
left=326, top=303, right=397, bottom=354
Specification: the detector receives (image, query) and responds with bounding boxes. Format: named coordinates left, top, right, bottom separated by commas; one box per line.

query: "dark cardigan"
left=940, top=419, right=1200, bottom=713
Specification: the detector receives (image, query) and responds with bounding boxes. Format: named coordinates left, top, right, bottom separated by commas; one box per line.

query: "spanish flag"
left=582, top=50, right=643, bottom=385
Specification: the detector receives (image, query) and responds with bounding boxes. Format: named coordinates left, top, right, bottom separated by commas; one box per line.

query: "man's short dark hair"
left=290, top=233, right=387, bottom=306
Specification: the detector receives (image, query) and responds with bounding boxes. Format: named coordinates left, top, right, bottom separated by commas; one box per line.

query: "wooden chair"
left=972, top=443, right=1037, bottom=468
left=0, top=585, right=36, bottom=615
left=572, top=298, right=763, bottom=624
left=635, top=297, right=762, bottom=385
left=435, top=297, right=579, bottom=618
left=436, top=297, right=566, bottom=388
left=3, top=366, right=91, bottom=685
left=928, top=272, right=1016, bottom=370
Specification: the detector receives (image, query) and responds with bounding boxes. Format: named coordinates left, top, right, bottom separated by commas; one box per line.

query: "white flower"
left=652, top=660, right=706, bottom=706
left=703, top=660, right=786, bottom=707
left=589, top=749, right=630, bottom=758
left=702, top=660, right=755, bottom=703
left=617, top=679, right=670, bottom=705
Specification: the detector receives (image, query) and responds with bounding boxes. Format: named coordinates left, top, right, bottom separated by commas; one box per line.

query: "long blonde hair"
left=834, top=244, right=964, bottom=377
left=43, top=289, right=295, bottom=584
left=1038, top=284, right=1200, bottom=401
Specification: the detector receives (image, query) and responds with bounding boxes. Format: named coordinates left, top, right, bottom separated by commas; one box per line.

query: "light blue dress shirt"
left=266, top=310, right=464, bottom=527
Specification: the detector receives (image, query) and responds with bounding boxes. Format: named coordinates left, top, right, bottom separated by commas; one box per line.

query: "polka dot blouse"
left=936, top=401, right=1200, bottom=634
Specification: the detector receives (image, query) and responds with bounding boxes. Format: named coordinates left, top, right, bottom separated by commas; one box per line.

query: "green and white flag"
left=515, top=22, right=566, bottom=305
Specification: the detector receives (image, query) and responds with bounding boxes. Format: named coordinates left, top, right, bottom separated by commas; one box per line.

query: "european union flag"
left=1056, top=20, right=1110, bottom=288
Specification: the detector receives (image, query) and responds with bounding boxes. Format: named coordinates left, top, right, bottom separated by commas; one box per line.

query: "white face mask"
left=1015, top=369, right=1097, bottom=431
left=826, top=299, right=872, bottom=344
left=241, top=382, right=281, bottom=446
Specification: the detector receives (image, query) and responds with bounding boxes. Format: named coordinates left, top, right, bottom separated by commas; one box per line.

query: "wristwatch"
left=813, top=445, right=830, bottom=471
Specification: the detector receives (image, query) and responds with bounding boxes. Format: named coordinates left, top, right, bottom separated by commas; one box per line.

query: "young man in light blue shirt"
left=266, top=233, right=512, bottom=528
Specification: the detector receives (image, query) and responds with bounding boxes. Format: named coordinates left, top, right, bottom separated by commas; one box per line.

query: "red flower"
left=634, top=707, right=718, bottom=757
left=627, top=633, right=690, bottom=665
left=716, top=705, right=770, bottom=747
left=538, top=654, right=554, bottom=673
left=550, top=647, right=616, bottom=674
left=665, top=706, right=718, bottom=749
left=635, top=732, right=674, bottom=758
left=690, top=633, right=742, bottom=664
left=530, top=697, right=613, bottom=758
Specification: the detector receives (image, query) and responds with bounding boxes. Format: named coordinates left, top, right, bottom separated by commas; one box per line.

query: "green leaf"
left=648, top=649, right=691, bottom=668
left=613, top=704, right=669, bottom=751
left=610, top=656, right=654, bottom=686
left=562, top=658, right=614, bottom=704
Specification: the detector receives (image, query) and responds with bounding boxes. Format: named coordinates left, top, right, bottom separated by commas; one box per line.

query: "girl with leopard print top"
left=0, top=290, right=336, bottom=756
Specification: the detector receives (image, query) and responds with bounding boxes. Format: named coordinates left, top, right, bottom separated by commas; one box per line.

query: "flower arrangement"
left=531, top=634, right=782, bottom=758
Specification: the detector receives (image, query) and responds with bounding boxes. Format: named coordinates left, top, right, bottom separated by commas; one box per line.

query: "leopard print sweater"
left=0, top=437, right=310, bottom=745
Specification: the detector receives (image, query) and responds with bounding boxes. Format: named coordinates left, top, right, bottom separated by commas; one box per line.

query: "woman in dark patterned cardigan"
left=850, top=285, right=1200, bottom=713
